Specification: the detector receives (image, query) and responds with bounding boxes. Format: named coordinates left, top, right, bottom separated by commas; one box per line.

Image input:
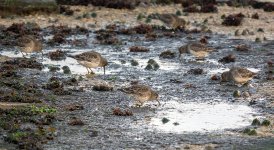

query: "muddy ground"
left=0, top=2, right=274, bottom=150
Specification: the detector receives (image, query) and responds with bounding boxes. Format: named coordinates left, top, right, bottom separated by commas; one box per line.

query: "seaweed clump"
left=222, top=13, right=245, bottom=26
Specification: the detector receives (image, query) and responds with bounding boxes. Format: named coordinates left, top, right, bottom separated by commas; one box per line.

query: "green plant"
left=137, top=13, right=145, bottom=20
left=145, top=17, right=152, bottom=23
left=7, top=131, right=27, bottom=143
left=30, top=105, right=57, bottom=114
left=261, top=120, right=271, bottom=126
left=251, top=118, right=261, bottom=126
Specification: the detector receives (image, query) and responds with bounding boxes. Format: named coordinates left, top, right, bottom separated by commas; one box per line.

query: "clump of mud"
left=159, top=50, right=176, bottom=59
left=112, top=107, right=133, bottom=116
left=4, top=58, right=43, bottom=70
left=235, top=44, right=250, bottom=52
left=95, top=29, right=120, bottom=45
left=93, top=84, right=113, bottom=91
left=218, top=54, right=236, bottom=63
left=0, top=23, right=41, bottom=46
left=222, top=13, right=245, bottom=26
left=187, top=68, right=204, bottom=75
left=43, top=77, right=71, bottom=95
left=68, top=117, right=84, bottom=126
left=130, top=46, right=150, bottom=52
left=48, top=50, right=67, bottom=61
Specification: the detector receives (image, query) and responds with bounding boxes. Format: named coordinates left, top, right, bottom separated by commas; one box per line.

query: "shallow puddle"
left=150, top=101, right=258, bottom=133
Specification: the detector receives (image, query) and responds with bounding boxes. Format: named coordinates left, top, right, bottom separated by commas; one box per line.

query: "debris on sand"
left=68, top=117, right=84, bottom=126
left=187, top=68, right=204, bottom=75
left=93, top=84, right=113, bottom=91
left=218, top=54, right=236, bottom=63
left=129, top=46, right=150, bottom=52
left=159, top=50, right=176, bottom=59
left=222, top=13, right=245, bottom=26
left=48, top=49, right=67, bottom=61
left=112, top=107, right=133, bottom=116
left=235, top=44, right=249, bottom=52
left=65, top=103, right=84, bottom=111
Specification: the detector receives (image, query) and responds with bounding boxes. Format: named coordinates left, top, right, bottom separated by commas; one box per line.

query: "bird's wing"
left=237, top=68, right=256, bottom=78
left=74, top=52, right=100, bottom=62
left=189, top=43, right=209, bottom=52
left=121, top=85, right=150, bottom=96
left=17, top=36, right=33, bottom=48
left=159, top=14, right=174, bottom=24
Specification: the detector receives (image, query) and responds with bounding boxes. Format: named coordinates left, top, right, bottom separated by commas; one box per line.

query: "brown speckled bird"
left=158, top=14, right=186, bottom=29
left=221, top=67, right=256, bottom=85
left=71, top=51, right=108, bottom=75
left=178, top=42, right=213, bottom=59
left=120, top=85, right=160, bottom=107
left=17, top=35, right=43, bottom=57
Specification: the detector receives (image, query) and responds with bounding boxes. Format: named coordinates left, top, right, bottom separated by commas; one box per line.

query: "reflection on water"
left=150, top=101, right=257, bottom=133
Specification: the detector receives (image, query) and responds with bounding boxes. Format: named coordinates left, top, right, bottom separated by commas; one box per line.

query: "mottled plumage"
left=120, top=85, right=160, bottom=106
left=221, top=67, right=256, bottom=85
left=158, top=14, right=186, bottom=29
left=17, top=35, right=43, bottom=57
left=179, top=42, right=213, bottom=59
left=72, top=51, right=108, bottom=74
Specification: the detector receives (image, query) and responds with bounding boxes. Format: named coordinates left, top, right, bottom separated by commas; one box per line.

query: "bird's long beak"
left=103, top=66, right=106, bottom=75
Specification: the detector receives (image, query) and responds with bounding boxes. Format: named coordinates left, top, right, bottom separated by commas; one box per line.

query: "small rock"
left=233, top=90, right=241, bottom=97
left=145, top=64, right=153, bottom=70
left=173, top=122, right=179, bottom=126
left=130, top=59, right=139, bottom=66
left=162, top=117, right=169, bottom=124
left=257, top=28, right=264, bottom=32
left=62, top=66, right=71, bottom=74
left=255, top=37, right=261, bottom=43
left=251, top=118, right=261, bottom=126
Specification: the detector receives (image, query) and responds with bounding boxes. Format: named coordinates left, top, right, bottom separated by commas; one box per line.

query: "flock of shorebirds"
left=15, top=14, right=257, bottom=107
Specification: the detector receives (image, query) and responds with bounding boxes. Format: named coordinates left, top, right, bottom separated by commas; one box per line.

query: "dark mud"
left=0, top=24, right=274, bottom=149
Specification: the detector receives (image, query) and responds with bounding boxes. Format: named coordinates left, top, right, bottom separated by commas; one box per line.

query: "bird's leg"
left=88, top=68, right=95, bottom=74
left=86, top=67, right=90, bottom=74
left=41, top=52, right=44, bottom=60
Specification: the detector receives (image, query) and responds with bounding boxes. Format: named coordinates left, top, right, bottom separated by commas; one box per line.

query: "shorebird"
left=120, top=84, right=160, bottom=107
left=178, top=42, right=213, bottom=60
left=17, top=35, right=43, bottom=58
left=158, top=14, right=186, bottom=29
left=221, top=67, right=256, bottom=85
left=70, top=51, right=108, bottom=75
